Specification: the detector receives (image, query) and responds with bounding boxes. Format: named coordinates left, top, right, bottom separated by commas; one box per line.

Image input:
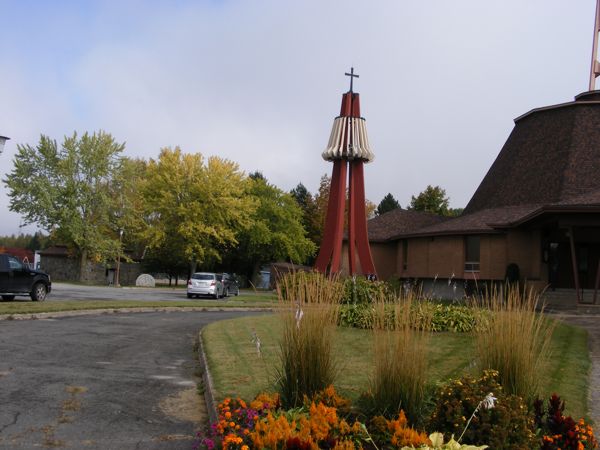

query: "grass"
left=0, top=291, right=276, bottom=315
left=370, top=293, right=432, bottom=423
left=475, top=287, right=555, bottom=401
left=202, top=314, right=591, bottom=420
left=275, top=272, right=342, bottom=407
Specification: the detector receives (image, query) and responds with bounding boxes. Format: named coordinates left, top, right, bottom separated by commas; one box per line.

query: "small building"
left=357, top=91, right=600, bottom=305
left=38, top=245, right=142, bottom=286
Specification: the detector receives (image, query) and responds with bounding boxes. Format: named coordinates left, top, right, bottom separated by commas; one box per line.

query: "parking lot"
left=44, top=282, right=192, bottom=302
left=17, top=282, right=259, bottom=303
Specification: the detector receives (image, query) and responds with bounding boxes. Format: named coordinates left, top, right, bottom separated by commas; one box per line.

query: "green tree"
left=376, top=193, right=401, bottom=216
left=141, top=147, right=255, bottom=274
left=290, top=182, right=321, bottom=252
left=108, top=157, right=148, bottom=262
left=408, top=185, right=450, bottom=216
left=4, top=131, right=126, bottom=280
left=231, top=176, right=316, bottom=279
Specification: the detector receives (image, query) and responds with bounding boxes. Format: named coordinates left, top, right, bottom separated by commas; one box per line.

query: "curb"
left=197, top=328, right=220, bottom=424
left=0, top=306, right=273, bottom=321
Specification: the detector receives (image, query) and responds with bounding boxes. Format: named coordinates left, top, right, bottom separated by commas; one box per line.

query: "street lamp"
left=0, top=136, right=10, bottom=154
left=115, top=228, right=124, bottom=287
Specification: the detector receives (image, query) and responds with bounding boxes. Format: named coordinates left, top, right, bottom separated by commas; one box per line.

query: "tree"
left=408, top=185, right=450, bottom=216
left=290, top=183, right=321, bottom=252
left=376, top=193, right=401, bottom=216
left=230, top=176, right=316, bottom=280
left=141, top=147, right=255, bottom=275
left=4, top=131, right=126, bottom=280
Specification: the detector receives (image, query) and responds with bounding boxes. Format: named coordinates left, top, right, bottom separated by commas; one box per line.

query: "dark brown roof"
left=465, top=91, right=600, bottom=215
left=38, top=245, right=71, bottom=257
left=367, top=208, right=449, bottom=242
left=402, top=204, right=542, bottom=236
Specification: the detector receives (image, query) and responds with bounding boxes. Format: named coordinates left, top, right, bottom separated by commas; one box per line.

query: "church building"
left=351, top=90, right=600, bottom=305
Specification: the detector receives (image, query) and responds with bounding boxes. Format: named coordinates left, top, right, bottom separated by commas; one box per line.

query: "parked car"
left=219, top=273, right=240, bottom=297
left=0, top=253, right=52, bottom=301
left=187, top=272, right=223, bottom=299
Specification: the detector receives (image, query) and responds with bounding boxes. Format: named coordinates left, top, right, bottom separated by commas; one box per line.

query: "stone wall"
left=40, top=255, right=142, bottom=286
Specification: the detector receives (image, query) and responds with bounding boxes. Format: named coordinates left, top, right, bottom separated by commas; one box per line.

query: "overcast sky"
left=0, top=0, right=596, bottom=236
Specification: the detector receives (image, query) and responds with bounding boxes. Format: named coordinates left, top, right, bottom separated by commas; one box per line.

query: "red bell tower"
left=314, top=68, right=377, bottom=276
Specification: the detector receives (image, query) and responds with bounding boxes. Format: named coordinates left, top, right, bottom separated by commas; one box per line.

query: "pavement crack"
left=0, top=411, right=20, bottom=433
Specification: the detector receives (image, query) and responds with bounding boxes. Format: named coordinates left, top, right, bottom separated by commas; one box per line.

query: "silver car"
left=187, top=272, right=224, bottom=299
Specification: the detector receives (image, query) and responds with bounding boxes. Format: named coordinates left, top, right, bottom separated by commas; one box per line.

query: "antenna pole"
left=590, top=0, right=600, bottom=90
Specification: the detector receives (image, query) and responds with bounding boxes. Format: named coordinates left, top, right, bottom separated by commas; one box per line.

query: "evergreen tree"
left=376, top=193, right=401, bottom=216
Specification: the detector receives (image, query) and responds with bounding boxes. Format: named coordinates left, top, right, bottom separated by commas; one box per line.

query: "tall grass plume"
left=275, top=271, right=343, bottom=408
left=368, top=290, right=432, bottom=425
left=474, top=285, right=555, bottom=401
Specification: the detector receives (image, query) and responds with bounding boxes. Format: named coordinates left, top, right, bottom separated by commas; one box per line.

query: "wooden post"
left=568, top=227, right=582, bottom=304
left=593, top=260, right=600, bottom=304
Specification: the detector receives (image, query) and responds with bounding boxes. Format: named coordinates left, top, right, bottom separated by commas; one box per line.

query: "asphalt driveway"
left=0, top=310, right=261, bottom=449
left=44, top=282, right=202, bottom=302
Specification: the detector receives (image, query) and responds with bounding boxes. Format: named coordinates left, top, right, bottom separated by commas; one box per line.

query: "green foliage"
left=141, top=148, right=255, bottom=271
left=408, top=185, right=451, bottom=216
left=428, top=370, right=537, bottom=450
left=4, top=131, right=127, bottom=278
left=290, top=182, right=322, bottom=255
left=414, top=303, right=489, bottom=333
left=342, top=276, right=387, bottom=305
left=230, top=177, right=316, bottom=278
left=338, top=304, right=375, bottom=329
left=376, top=192, right=401, bottom=216
left=0, top=232, right=49, bottom=251
left=339, top=301, right=488, bottom=334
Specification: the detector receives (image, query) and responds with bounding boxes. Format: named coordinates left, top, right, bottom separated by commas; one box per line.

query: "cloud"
left=0, top=0, right=595, bottom=234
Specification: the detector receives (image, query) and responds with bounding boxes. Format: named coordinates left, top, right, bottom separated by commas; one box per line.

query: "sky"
left=0, top=0, right=596, bottom=236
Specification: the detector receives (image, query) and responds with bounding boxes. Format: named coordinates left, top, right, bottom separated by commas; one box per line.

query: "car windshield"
left=191, top=274, right=214, bottom=280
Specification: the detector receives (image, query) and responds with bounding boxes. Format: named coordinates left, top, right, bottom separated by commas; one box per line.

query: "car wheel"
left=187, top=293, right=193, bottom=299
left=31, top=283, right=47, bottom=302
left=1, top=295, right=15, bottom=301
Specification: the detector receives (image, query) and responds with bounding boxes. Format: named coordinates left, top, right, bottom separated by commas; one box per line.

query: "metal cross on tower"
left=590, top=0, right=600, bottom=90
left=345, top=67, right=359, bottom=92
left=314, top=69, right=377, bottom=277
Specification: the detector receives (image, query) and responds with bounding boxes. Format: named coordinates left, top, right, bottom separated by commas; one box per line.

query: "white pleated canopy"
left=322, top=116, right=375, bottom=162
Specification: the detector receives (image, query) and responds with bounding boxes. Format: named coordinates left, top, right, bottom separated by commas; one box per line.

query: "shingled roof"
left=465, top=91, right=600, bottom=215
left=368, top=91, right=600, bottom=242
left=366, top=208, right=449, bottom=242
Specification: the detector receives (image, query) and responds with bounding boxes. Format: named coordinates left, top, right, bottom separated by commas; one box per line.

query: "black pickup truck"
left=0, top=253, right=51, bottom=301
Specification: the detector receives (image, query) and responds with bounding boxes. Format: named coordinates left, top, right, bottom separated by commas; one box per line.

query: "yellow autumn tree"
left=141, top=147, right=255, bottom=273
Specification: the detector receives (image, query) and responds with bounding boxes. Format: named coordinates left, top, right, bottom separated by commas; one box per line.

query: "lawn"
left=0, top=291, right=276, bottom=316
left=202, top=313, right=591, bottom=420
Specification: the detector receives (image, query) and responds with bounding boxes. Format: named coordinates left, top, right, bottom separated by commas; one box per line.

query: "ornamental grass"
left=474, top=285, right=555, bottom=401
left=368, top=290, right=432, bottom=425
left=275, top=271, right=344, bottom=408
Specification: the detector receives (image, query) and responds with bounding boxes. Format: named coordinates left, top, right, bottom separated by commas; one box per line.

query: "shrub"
left=339, top=302, right=488, bottom=333
left=474, top=286, right=555, bottom=401
left=428, top=370, right=537, bottom=450
left=413, top=303, right=487, bottom=333
left=535, top=393, right=598, bottom=450
left=367, top=291, right=432, bottom=425
left=338, top=304, right=375, bottom=329
left=275, top=271, right=343, bottom=408
left=342, top=276, right=387, bottom=305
